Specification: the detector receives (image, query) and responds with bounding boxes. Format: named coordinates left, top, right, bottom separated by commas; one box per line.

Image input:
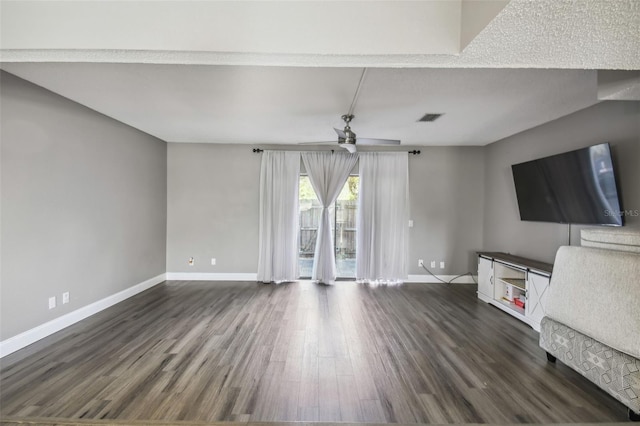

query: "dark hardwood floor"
left=0, top=281, right=628, bottom=423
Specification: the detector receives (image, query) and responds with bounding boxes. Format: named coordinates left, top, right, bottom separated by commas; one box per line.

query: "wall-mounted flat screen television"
left=511, top=143, right=623, bottom=226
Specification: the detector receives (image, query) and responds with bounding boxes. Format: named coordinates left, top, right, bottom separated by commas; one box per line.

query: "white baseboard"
left=166, top=272, right=258, bottom=281
left=407, top=274, right=477, bottom=284
left=0, top=273, right=166, bottom=358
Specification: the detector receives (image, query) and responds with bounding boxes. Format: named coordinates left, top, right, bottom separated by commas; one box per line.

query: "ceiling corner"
left=598, top=70, right=640, bottom=101
left=460, top=0, right=511, bottom=51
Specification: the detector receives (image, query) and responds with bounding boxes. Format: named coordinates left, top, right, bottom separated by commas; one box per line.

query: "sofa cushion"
left=581, top=227, right=640, bottom=254
left=548, top=246, right=640, bottom=358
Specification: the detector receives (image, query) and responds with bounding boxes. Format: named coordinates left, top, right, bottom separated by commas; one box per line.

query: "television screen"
left=511, top=143, right=623, bottom=226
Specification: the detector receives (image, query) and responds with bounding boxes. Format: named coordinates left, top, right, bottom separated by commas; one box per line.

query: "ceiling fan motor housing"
left=341, top=114, right=357, bottom=145
left=343, top=129, right=356, bottom=144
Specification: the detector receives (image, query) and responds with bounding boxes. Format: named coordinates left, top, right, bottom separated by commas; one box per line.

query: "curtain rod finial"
left=253, top=148, right=264, bottom=153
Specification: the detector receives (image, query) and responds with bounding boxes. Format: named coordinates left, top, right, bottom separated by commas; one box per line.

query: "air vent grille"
left=418, top=113, right=443, bottom=122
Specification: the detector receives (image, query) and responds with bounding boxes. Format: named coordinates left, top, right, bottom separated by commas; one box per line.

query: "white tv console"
left=477, top=252, right=553, bottom=332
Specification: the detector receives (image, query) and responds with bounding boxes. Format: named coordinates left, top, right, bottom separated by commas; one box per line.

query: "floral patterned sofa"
left=539, top=228, right=640, bottom=421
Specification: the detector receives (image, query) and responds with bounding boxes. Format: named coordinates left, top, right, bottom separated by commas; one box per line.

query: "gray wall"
left=167, top=143, right=261, bottom=273
left=483, top=101, right=640, bottom=264
left=0, top=71, right=167, bottom=340
left=408, top=147, right=485, bottom=275
left=167, top=144, right=485, bottom=276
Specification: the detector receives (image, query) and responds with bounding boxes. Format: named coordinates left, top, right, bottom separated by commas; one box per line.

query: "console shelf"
left=496, top=297, right=525, bottom=316
left=499, top=277, right=525, bottom=289
left=477, top=252, right=553, bottom=332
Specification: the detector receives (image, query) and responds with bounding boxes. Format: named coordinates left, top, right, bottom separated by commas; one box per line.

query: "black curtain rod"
left=252, top=148, right=421, bottom=155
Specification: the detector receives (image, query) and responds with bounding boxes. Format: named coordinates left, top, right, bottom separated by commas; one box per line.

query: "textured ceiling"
left=0, top=0, right=638, bottom=146
left=456, top=0, right=640, bottom=70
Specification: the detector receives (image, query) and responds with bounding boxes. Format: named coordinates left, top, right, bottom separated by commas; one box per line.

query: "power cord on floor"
left=420, top=263, right=478, bottom=285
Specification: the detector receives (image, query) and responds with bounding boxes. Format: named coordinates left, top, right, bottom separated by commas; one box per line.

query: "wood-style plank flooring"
left=0, top=281, right=628, bottom=423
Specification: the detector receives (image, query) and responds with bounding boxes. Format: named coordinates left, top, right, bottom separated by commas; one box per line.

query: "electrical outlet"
left=48, top=297, right=56, bottom=309
left=418, top=259, right=424, bottom=267
left=440, top=261, right=445, bottom=269
left=211, top=258, right=216, bottom=266
left=430, top=261, right=436, bottom=268
left=188, top=257, right=194, bottom=266
left=408, top=220, right=414, bottom=228
left=62, top=292, right=70, bottom=304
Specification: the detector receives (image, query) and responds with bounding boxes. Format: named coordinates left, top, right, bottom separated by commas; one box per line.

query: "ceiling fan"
left=300, top=69, right=401, bottom=153
left=315, top=114, right=401, bottom=153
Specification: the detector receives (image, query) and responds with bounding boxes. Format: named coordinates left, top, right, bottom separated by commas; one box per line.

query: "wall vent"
left=418, top=113, right=443, bottom=122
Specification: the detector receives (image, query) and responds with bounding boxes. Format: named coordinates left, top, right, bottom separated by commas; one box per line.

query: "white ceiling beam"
left=0, top=1, right=461, bottom=55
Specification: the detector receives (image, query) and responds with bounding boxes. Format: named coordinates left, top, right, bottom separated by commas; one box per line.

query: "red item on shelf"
left=514, top=298, right=525, bottom=308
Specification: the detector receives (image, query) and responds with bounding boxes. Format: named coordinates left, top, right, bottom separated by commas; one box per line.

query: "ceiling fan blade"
left=334, top=128, right=347, bottom=139
left=357, top=138, right=401, bottom=146
left=341, top=144, right=357, bottom=153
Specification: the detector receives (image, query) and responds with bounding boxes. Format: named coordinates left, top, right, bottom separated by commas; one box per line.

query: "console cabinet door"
left=526, top=271, right=551, bottom=327
left=477, top=257, right=494, bottom=298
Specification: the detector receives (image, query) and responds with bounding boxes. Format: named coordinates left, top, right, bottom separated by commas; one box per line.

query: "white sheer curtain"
left=257, top=151, right=301, bottom=283
left=302, top=152, right=358, bottom=283
left=356, top=152, right=409, bottom=284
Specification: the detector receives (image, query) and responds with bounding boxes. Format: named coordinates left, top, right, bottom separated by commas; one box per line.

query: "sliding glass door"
left=299, top=175, right=359, bottom=278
